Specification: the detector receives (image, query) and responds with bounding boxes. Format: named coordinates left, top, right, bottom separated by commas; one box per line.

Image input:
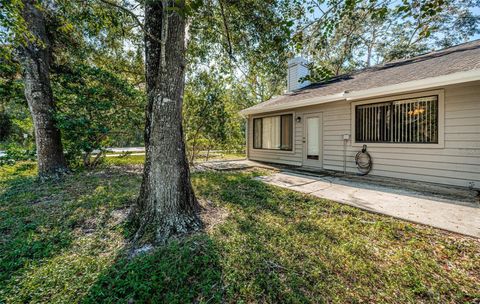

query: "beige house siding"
left=247, top=81, right=480, bottom=188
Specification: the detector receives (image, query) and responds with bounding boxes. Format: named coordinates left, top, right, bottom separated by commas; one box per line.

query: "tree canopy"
left=297, top=0, right=480, bottom=81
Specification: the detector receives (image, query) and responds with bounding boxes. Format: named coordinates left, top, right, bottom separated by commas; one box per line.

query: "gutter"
left=239, top=69, right=480, bottom=116
left=240, top=93, right=346, bottom=116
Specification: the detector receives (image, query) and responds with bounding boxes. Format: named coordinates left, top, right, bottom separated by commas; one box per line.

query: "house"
left=240, top=40, right=480, bottom=189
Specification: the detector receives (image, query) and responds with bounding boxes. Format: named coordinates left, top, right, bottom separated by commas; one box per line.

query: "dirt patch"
left=120, top=164, right=144, bottom=175
left=92, top=165, right=144, bottom=176
left=110, top=207, right=131, bottom=226
left=199, top=199, right=229, bottom=232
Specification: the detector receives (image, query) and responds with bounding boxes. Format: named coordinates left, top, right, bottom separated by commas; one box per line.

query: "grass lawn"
left=0, top=157, right=479, bottom=303
left=101, top=152, right=246, bottom=165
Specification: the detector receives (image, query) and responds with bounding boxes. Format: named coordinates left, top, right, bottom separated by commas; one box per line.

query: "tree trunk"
left=205, top=146, right=211, bottom=162
left=131, top=0, right=202, bottom=246
left=21, top=0, right=68, bottom=178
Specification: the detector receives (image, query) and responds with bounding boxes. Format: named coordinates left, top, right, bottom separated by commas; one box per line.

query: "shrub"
left=0, top=112, right=12, bottom=141
left=0, top=142, right=36, bottom=166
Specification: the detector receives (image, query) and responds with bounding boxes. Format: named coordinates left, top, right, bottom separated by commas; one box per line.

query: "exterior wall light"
left=296, top=116, right=301, bottom=123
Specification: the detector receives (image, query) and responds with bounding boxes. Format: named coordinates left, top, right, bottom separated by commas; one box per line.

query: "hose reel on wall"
left=355, top=144, right=372, bottom=175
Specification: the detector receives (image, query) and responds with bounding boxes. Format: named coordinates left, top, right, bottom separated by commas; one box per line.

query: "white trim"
left=240, top=69, right=480, bottom=115
left=241, top=93, right=345, bottom=116
left=350, top=90, right=445, bottom=148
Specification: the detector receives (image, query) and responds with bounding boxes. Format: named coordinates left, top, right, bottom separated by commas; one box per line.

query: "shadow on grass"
left=0, top=162, right=73, bottom=284
left=0, top=162, right=223, bottom=303
left=190, top=170, right=480, bottom=303
left=83, top=235, right=223, bottom=303
left=0, top=163, right=142, bottom=302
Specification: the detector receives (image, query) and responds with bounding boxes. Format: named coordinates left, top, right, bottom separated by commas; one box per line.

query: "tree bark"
left=21, top=0, right=68, bottom=178
left=131, top=0, right=202, bottom=246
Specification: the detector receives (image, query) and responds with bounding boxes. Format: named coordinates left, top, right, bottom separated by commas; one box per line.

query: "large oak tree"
left=130, top=0, right=202, bottom=246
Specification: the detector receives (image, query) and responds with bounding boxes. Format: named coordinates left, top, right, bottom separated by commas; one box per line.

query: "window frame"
left=351, top=90, right=445, bottom=148
left=251, top=112, right=295, bottom=152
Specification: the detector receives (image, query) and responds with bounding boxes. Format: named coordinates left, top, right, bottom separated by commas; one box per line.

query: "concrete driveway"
left=257, top=171, right=480, bottom=238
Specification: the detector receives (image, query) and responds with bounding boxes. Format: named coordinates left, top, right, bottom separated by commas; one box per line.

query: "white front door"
left=303, top=113, right=323, bottom=168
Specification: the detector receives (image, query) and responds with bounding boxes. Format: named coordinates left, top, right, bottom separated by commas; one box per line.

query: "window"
left=253, top=118, right=262, bottom=149
left=253, top=114, right=293, bottom=150
left=355, top=96, right=438, bottom=144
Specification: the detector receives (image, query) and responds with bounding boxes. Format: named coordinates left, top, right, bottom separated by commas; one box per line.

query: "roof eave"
left=239, top=93, right=346, bottom=116
left=239, top=69, right=480, bottom=116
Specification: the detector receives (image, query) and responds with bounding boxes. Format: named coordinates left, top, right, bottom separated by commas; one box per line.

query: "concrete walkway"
left=257, top=171, right=480, bottom=238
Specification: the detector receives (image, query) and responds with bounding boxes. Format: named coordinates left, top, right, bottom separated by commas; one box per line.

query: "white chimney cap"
left=288, top=57, right=309, bottom=66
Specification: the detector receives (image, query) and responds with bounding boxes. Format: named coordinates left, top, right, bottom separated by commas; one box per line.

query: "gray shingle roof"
left=242, top=39, right=480, bottom=113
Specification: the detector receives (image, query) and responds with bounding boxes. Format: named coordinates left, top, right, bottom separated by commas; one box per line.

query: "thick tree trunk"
left=21, top=0, right=67, bottom=178
left=131, top=0, right=202, bottom=246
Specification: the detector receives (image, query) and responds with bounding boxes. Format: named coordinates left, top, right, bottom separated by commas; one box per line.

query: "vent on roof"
left=287, top=57, right=310, bottom=92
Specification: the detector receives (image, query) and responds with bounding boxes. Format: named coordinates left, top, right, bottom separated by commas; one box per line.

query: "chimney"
left=287, top=57, right=310, bottom=92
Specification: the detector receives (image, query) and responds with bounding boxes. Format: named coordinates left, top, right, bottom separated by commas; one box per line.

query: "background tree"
left=53, top=64, right=144, bottom=167
left=18, top=0, right=68, bottom=178
left=184, top=71, right=244, bottom=163
left=298, top=0, right=480, bottom=82
left=188, top=0, right=303, bottom=103
left=1, top=0, right=145, bottom=168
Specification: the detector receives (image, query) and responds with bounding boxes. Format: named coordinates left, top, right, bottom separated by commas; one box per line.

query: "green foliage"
left=184, top=71, right=244, bottom=162
left=0, top=57, right=32, bottom=145
left=188, top=0, right=302, bottom=104
left=301, top=63, right=335, bottom=83
left=0, top=0, right=31, bottom=61
left=1, top=0, right=145, bottom=169
left=0, top=59, right=35, bottom=166
left=182, top=0, right=306, bottom=158
left=0, top=161, right=478, bottom=303
left=0, top=112, right=12, bottom=141
left=0, top=142, right=36, bottom=166
left=52, top=64, right=144, bottom=168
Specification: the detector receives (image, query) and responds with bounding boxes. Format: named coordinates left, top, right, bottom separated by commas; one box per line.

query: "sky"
left=472, top=6, right=480, bottom=40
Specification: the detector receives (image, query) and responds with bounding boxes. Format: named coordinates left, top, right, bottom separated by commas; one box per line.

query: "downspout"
left=343, top=135, right=350, bottom=174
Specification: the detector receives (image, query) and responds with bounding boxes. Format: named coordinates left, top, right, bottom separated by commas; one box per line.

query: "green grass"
left=0, top=157, right=478, bottom=303
left=104, top=154, right=146, bottom=165
left=102, top=152, right=245, bottom=167
left=192, top=152, right=246, bottom=163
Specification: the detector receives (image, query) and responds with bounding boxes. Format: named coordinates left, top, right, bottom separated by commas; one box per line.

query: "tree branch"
left=218, top=0, right=234, bottom=60
left=96, top=0, right=161, bottom=43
